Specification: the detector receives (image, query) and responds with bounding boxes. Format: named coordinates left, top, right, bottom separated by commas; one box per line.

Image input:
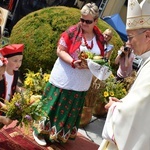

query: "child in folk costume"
left=0, top=44, right=24, bottom=128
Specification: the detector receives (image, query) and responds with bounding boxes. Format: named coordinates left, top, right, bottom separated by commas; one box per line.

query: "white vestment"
left=98, top=51, right=150, bottom=150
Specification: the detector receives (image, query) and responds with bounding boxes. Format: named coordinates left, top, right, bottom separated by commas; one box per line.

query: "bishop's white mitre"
left=126, top=0, right=150, bottom=30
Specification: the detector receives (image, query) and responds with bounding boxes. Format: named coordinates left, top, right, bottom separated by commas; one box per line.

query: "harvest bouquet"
left=78, top=51, right=111, bottom=68
left=78, top=51, right=112, bottom=80
left=0, top=90, right=47, bottom=128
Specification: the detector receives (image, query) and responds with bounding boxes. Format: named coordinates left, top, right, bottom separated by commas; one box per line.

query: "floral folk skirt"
left=33, top=82, right=86, bottom=143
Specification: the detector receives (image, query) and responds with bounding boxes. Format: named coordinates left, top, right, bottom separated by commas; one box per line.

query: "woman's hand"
left=0, top=101, right=7, bottom=110
left=74, top=59, right=88, bottom=69
left=105, top=97, right=120, bottom=110
left=0, top=115, right=12, bottom=126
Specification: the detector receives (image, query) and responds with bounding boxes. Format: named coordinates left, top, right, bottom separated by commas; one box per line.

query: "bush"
left=10, top=6, right=123, bottom=77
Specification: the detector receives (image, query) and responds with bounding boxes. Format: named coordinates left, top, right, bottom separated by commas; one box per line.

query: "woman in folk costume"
left=33, top=2, right=104, bottom=146
left=98, top=0, right=150, bottom=149
left=0, top=44, right=24, bottom=128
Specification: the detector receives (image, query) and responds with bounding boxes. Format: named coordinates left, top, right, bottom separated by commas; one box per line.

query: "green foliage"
left=10, top=6, right=123, bottom=77
left=99, top=74, right=127, bottom=103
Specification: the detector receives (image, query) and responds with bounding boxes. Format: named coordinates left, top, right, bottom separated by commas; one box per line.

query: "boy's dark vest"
left=0, top=71, right=19, bottom=102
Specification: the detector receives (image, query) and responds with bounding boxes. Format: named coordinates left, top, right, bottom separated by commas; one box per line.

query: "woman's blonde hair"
left=80, top=3, right=99, bottom=20
left=103, top=29, right=113, bottom=37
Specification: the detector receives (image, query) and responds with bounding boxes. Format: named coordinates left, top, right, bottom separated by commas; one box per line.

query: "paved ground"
left=78, top=116, right=106, bottom=147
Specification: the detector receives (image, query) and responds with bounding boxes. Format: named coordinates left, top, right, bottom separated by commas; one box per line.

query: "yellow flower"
left=24, top=69, right=50, bottom=95
left=35, top=72, right=40, bottom=77
left=109, top=91, right=114, bottom=96
left=104, top=91, right=109, bottom=97
left=24, top=78, right=33, bottom=86
left=43, top=73, right=50, bottom=82
left=122, top=88, right=127, bottom=94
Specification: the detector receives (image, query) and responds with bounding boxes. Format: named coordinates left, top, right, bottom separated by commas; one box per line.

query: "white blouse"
left=50, top=36, right=101, bottom=91
left=4, top=72, right=13, bottom=101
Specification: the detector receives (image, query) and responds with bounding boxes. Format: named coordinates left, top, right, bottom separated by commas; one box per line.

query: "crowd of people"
left=1, top=0, right=149, bottom=149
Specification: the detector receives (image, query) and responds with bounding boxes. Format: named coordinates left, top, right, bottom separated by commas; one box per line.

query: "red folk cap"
left=0, top=44, right=24, bottom=58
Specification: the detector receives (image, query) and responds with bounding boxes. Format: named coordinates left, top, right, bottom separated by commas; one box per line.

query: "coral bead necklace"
left=83, top=36, right=94, bottom=50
